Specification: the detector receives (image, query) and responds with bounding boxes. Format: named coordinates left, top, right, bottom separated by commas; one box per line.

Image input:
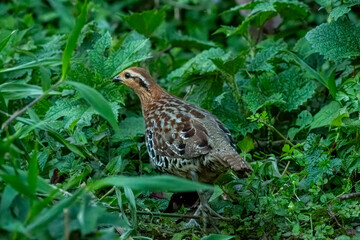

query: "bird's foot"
left=185, top=203, right=224, bottom=232
left=200, top=203, right=226, bottom=220
left=185, top=218, right=201, bottom=228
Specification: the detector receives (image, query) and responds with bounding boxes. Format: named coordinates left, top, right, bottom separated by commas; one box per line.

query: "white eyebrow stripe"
left=127, top=70, right=149, bottom=87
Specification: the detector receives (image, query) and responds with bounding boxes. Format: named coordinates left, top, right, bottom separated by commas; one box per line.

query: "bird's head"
left=112, top=67, right=163, bottom=102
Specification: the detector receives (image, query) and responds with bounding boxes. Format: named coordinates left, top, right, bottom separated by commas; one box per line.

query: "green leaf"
left=88, top=31, right=151, bottom=78
left=248, top=39, right=287, bottom=72
left=66, top=81, right=120, bottom=133
left=306, top=19, right=360, bottom=61
left=244, top=67, right=317, bottom=113
left=329, top=1, right=360, bottom=21
left=112, top=116, right=145, bottom=142
left=237, top=135, right=255, bottom=153
left=26, top=189, right=84, bottom=233
left=201, top=234, right=234, bottom=240
left=168, top=33, right=217, bottom=49
left=124, top=187, right=137, bottom=228
left=0, top=185, right=18, bottom=211
left=0, top=58, right=61, bottom=73
left=45, top=97, right=119, bottom=131
left=13, top=115, right=86, bottom=158
left=0, top=82, right=60, bottom=100
left=28, top=148, right=39, bottom=194
left=1, top=165, right=59, bottom=196
left=218, top=0, right=308, bottom=37
left=110, top=32, right=151, bottom=77
left=167, top=48, right=230, bottom=82
left=211, top=56, right=245, bottom=75
left=296, top=110, right=313, bottom=129
left=122, top=8, right=166, bottom=37
left=61, top=0, right=88, bottom=79
left=78, top=196, right=106, bottom=236
left=88, top=175, right=213, bottom=192
left=310, top=101, right=341, bottom=129
left=0, top=30, right=16, bottom=52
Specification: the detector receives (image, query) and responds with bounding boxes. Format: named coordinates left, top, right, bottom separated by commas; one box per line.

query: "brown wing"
left=151, top=114, right=212, bottom=159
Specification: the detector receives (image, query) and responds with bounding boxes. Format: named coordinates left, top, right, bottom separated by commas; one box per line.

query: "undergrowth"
left=0, top=0, right=360, bottom=239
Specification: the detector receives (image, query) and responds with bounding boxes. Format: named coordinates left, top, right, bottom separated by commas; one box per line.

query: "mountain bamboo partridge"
left=113, top=67, right=252, bottom=226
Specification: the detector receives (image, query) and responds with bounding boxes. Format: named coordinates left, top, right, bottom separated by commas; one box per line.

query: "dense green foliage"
left=1, top=0, right=360, bottom=239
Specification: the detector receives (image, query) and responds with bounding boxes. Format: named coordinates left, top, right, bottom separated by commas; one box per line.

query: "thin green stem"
left=99, top=186, right=115, bottom=201
left=136, top=211, right=230, bottom=221
left=225, top=73, right=245, bottom=114
left=259, top=119, right=295, bottom=147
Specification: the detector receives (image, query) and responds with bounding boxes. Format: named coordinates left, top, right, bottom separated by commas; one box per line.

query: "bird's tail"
left=223, top=154, right=253, bottom=174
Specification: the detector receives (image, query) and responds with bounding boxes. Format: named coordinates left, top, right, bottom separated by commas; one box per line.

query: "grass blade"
left=28, top=146, right=39, bottom=194
left=25, top=189, right=84, bottom=233
left=61, top=0, right=89, bottom=80
left=66, top=81, right=120, bottom=133
left=89, top=175, right=213, bottom=192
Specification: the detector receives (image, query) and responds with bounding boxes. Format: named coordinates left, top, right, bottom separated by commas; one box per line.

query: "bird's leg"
left=185, top=207, right=201, bottom=228
left=198, top=190, right=226, bottom=219
left=187, top=171, right=225, bottom=231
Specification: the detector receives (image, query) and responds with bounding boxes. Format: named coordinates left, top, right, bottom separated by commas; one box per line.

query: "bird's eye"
left=124, top=72, right=131, bottom=79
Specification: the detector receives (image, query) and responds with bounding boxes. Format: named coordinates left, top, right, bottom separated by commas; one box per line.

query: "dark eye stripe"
left=135, top=77, right=149, bottom=91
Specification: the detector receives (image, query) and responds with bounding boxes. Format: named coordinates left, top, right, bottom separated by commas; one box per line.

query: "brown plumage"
left=113, top=67, right=252, bottom=183
left=113, top=67, right=252, bottom=226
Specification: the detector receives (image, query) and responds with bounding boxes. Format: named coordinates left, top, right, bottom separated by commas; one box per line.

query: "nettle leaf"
left=112, top=116, right=145, bottom=142
left=303, top=134, right=342, bottom=185
left=88, top=31, right=151, bottom=78
left=315, top=0, right=332, bottom=7
left=167, top=48, right=231, bottom=82
left=248, top=39, right=288, bottom=72
left=122, top=8, right=166, bottom=37
left=168, top=33, right=217, bottom=50
left=45, top=97, right=120, bottom=131
left=212, top=91, right=258, bottom=136
left=212, top=55, right=245, bottom=75
left=217, top=0, right=308, bottom=36
left=328, top=0, right=360, bottom=21
left=244, top=67, right=317, bottom=113
left=186, top=73, right=224, bottom=109
left=273, top=0, right=309, bottom=19
left=154, top=22, right=217, bottom=50
left=306, top=19, right=360, bottom=61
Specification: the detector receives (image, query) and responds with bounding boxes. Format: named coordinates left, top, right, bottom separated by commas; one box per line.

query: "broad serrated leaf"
left=306, top=19, right=360, bottom=61
left=112, top=116, right=145, bottom=142
left=168, top=33, right=217, bottom=49
left=167, top=48, right=230, bottom=82
left=329, top=0, right=360, bottom=21
left=89, top=32, right=151, bottom=78
left=45, top=97, right=119, bottom=130
left=244, top=67, right=317, bottom=113
left=248, top=39, right=288, bottom=72
left=218, top=0, right=308, bottom=37
left=122, top=8, right=166, bottom=37
left=110, top=32, right=151, bottom=77
left=212, top=55, right=245, bottom=75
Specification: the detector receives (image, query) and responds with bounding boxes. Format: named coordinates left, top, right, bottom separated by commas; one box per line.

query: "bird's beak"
left=112, top=75, right=122, bottom=83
